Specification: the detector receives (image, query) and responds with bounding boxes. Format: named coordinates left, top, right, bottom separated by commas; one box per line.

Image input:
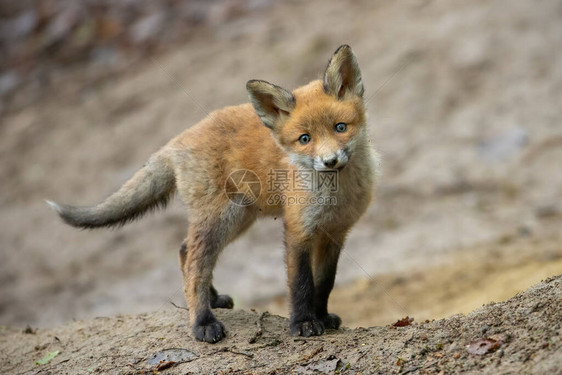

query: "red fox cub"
left=48, top=45, right=379, bottom=343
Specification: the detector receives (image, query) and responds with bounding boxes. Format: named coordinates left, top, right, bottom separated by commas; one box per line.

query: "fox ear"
left=247, top=80, right=296, bottom=129
left=323, top=45, right=364, bottom=100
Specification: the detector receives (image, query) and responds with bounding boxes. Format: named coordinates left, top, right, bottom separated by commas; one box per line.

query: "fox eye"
left=335, top=122, right=347, bottom=133
left=298, top=134, right=311, bottom=145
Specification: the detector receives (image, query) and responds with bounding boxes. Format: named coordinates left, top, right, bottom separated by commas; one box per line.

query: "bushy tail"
left=47, top=153, right=176, bottom=229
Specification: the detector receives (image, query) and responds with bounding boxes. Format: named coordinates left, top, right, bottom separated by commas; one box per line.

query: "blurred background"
left=1, top=0, right=561, bottom=329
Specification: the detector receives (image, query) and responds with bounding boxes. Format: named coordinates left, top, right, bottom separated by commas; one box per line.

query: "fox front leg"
left=312, top=232, right=345, bottom=330
left=285, top=226, right=325, bottom=337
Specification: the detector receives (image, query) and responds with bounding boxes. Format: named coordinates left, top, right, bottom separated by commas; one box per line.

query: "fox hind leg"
left=180, top=224, right=228, bottom=343
left=179, top=242, right=233, bottom=309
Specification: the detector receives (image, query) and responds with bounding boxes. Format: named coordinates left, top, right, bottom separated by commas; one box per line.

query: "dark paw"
left=320, top=313, right=341, bottom=330
left=290, top=317, right=325, bottom=337
left=211, top=294, right=234, bottom=309
left=193, top=320, right=226, bottom=343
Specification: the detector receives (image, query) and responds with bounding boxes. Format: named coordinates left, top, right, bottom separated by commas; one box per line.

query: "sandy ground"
left=1, top=0, right=562, bottom=337
left=1, top=276, right=560, bottom=374
left=257, top=221, right=562, bottom=328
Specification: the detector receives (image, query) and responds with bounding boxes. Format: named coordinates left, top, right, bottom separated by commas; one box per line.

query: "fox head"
left=247, top=45, right=367, bottom=171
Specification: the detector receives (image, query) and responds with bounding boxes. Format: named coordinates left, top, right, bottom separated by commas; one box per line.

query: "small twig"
left=356, top=350, right=368, bottom=361
left=400, top=366, right=421, bottom=375
left=249, top=338, right=282, bottom=350
left=293, top=337, right=327, bottom=342
left=157, top=361, right=178, bottom=371
left=216, top=347, right=254, bottom=358
left=30, top=358, right=71, bottom=374
left=298, top=345, right=324, bottom=362
left=248, top=312, right=268, bottom=344
left=169, top=301, right=188, bottom=311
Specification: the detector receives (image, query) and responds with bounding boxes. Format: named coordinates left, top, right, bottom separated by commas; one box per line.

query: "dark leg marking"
left=210, top=285, right=234, bottom=309
left=179, top=242, right=188, bottom=269
left=313, top=237, right=342, bottom=330
left=192, top=309, right=226, bottom=344
left=288, top=248, right=324, bottom=337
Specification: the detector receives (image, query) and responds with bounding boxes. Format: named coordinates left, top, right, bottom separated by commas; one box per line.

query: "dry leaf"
left=467, top=338, right=501, bottom=355
left=393, top=316, right=414, bottom=327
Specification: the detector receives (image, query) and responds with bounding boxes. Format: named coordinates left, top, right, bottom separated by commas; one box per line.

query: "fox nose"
left=323, top=156, right=338, bottom=168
